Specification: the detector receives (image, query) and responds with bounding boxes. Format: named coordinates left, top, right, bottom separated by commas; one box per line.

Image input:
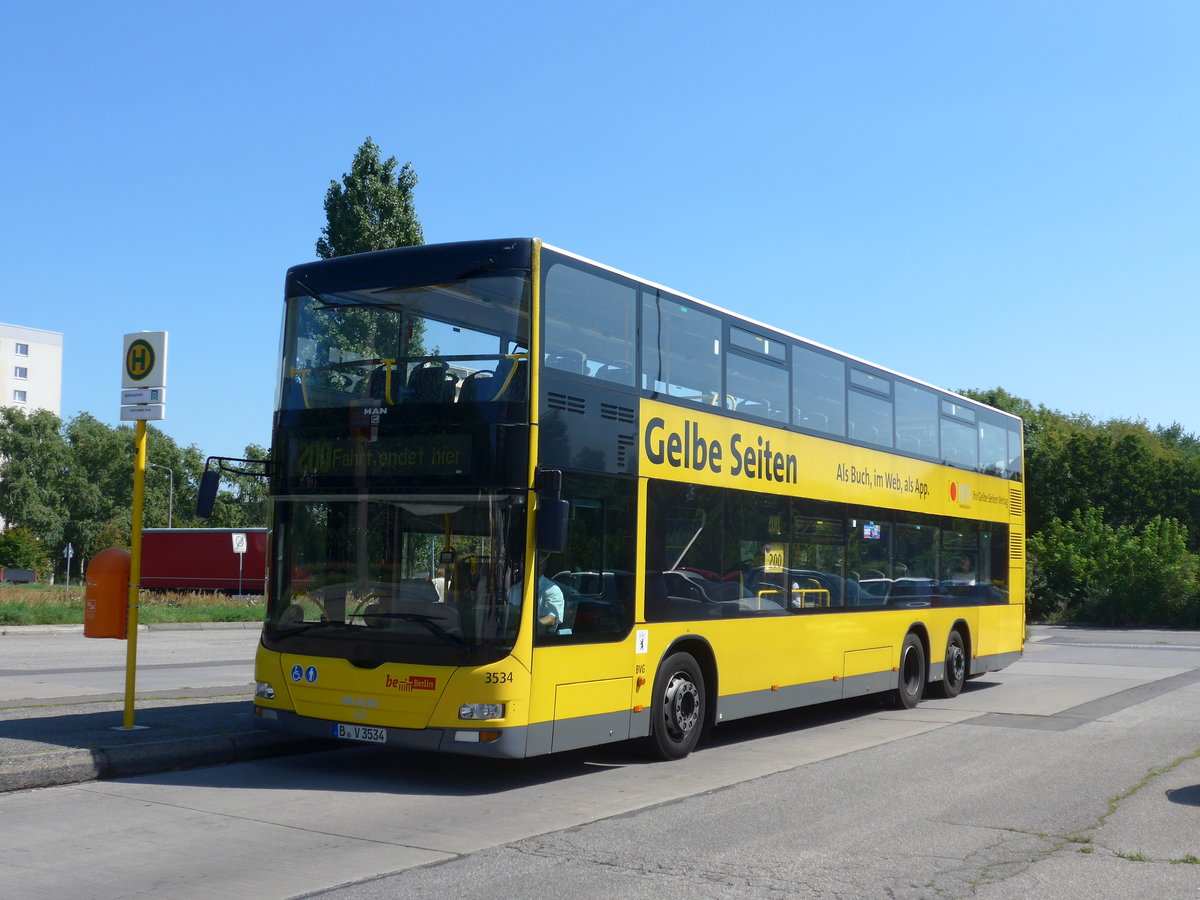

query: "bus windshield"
left=264, top=491, right=526, bottom=666
left=280, top=268, right=530, bottom=415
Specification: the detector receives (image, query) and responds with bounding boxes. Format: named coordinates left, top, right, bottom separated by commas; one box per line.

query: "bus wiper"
left=271, top=621, right=338, bottom=637
left=374, top=612, right=471, bottom=652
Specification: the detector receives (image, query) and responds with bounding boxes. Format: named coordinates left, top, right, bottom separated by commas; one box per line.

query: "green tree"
left=60, top=413, right=135, bottom=563
left=316, top=137, right=424, bottom=259
left=0, top=409, right=261, bottom=578
left=0, top=407, right=71, bottom=551
left=0, top=526, right=50, bottom=573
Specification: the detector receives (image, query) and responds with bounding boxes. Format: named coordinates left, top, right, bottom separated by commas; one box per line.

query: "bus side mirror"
left=536, top=498, right=568, bottom=552
left=196, top=469, right=220, bottom=519
left=195, top=454, right=274, bottom=520
left=534, top=466, right=567, bottom=551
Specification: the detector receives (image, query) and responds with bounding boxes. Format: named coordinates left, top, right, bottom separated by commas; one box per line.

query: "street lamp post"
left=147, top=462, right=174, bottom=528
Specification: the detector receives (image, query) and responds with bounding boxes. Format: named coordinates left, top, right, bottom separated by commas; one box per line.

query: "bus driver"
left=508, top=556, right=568, bottom=635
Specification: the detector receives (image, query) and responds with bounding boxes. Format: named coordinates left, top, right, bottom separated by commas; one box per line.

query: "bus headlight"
left=459, top=702, right=505, bottom=720
left=255, top=682, right=276, bottom=700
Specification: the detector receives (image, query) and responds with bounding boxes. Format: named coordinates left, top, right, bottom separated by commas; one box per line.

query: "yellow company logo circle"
left=125, top=339, right=156, bottom=381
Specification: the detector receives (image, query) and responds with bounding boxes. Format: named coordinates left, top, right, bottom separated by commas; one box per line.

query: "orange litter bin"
left=84, top=547, right=131, bottom=639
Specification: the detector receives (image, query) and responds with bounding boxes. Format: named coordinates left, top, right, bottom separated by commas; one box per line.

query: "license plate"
left=333, top=723, right=387, bottom=743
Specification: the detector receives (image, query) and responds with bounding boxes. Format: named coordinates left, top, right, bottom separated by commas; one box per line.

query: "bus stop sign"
left=122, top=332, right=168, bottom=389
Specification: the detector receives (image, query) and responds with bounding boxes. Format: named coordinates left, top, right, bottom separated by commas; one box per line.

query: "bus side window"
left=541, top=475, right=636, bottom=643
left=793, top=346, right=846, bottom=437
left=543, top=262, right=636, bottom=385
left=642, top=291, right=721, bottom=404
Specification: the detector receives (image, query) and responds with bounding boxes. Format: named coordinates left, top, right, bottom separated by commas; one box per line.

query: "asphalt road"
left=0, top=624, right=260, bottom=701
left=2, top=625, right=1199, bottom=899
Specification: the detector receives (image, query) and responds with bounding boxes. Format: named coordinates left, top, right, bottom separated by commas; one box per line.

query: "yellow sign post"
left=118, top=331, right=168, bottom=731
left=122, top=419, right=147, bottom=730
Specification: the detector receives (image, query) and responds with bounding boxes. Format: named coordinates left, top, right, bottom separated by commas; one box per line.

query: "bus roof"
left=286, top=238, right=1020, bottom=427
left=542, top=241, right=1022, bottom=426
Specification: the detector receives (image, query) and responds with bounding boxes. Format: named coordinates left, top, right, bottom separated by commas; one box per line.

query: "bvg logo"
left=950, top=482, right=973, bottom=506
left=125, top=339, right=155, bottom=382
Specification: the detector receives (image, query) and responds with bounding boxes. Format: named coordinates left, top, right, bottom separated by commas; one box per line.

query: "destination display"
left=282, top=431, right=473, bottom=486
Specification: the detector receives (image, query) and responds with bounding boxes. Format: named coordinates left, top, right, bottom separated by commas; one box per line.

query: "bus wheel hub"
left=664, top=673, right=699, bottom=737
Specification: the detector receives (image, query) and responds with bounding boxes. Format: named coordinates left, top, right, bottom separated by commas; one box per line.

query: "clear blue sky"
left=4, top=1, right=1198, bottom=457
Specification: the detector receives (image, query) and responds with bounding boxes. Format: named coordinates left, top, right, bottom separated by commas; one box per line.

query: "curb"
left=0, top=731, right=332, bottom=793
left=0, top=622, right=260, bottom=636
left=0, top=624, right=86, bottom=636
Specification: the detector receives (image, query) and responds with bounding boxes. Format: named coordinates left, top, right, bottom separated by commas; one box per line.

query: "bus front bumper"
left=254, top=705, right=531, bottom=758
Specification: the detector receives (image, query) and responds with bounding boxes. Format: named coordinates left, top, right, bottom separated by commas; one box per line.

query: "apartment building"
left=0, top=323, right=63, bottom=416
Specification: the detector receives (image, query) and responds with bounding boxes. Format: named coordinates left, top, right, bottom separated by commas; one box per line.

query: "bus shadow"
left=698, top=682, right=999, bottom=752
left=124, top=685, right=1000, bottom=795
left=130, top=740, right=626, bottom=796
left=1166, top=785, right=1200, bottom=806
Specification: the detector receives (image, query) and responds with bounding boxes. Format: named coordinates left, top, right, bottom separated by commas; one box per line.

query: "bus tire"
left=649, top=651, right=706, bottom=760
left=937, top=630, right=967, bottom=699
left=893, top=632, right=926, bottom=709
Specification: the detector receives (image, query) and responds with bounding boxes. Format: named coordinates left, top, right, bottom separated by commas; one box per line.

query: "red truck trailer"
left=140, top=528, right=267, bottom=594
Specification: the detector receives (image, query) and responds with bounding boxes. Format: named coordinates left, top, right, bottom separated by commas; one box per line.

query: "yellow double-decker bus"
left=239, top=238, right=1024, bottom=760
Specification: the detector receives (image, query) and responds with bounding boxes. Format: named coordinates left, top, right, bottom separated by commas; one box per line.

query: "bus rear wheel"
left=893, top=633, right=926, bottom=709
left=937, top=630, right=967, bottom=699
left=649, top=652, right=706, bottom=760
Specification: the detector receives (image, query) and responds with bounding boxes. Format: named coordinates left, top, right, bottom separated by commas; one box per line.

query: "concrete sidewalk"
left=0, top=622, right=333, bottom=793
left=0, top=688, right=333, bottom=793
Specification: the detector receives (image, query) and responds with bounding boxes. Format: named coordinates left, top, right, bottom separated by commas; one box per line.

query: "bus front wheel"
left=649, top=651, right=706, bottom=760
left=893, top=633, right=926, bottom=709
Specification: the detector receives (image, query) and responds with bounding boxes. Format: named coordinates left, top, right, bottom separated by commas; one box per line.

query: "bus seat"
left=595, top=361, right=633, bottom=384
left=367, top=363, right=404, bottom=404
left=740, top=399, right=769, bottom=419
left=491, top=356, right=528, bottom=401
left=397, top=579, right=440, bottom=604
left=797, top=411, right=830, bottom=431
left=546, top=349, right=586, bottom=374
left=409, top=362, right=457, bottom=402
left=457, top=369, right=494, bottom=403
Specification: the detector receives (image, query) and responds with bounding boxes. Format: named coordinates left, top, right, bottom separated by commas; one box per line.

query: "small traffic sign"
left=121, top=388, right=166, bottom=405
left=232, top=533, right=248, bottom=554
left=119, top=404, right=166, bottom=421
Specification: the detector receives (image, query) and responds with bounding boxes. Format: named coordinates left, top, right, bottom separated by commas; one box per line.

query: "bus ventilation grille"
left=601, top=402, right=635, bottom=424
left=617, top=433, right=636, bottom=469
left=1009, top=529, right=1025, bottom=563
left=1009, top=487, right=1025, bottom=519
left=548, top=392, right=586, bottom=414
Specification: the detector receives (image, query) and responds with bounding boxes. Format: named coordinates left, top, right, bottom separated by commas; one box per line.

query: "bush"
left=1028, top=509, right=1200, bottom=627
left=0, top=526, right=50, bottom=575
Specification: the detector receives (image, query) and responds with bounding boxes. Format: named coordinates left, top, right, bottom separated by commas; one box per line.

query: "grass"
left=0, top=582, right=265, bottom=625
left=1113, top=850, right=1149, bottom=862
